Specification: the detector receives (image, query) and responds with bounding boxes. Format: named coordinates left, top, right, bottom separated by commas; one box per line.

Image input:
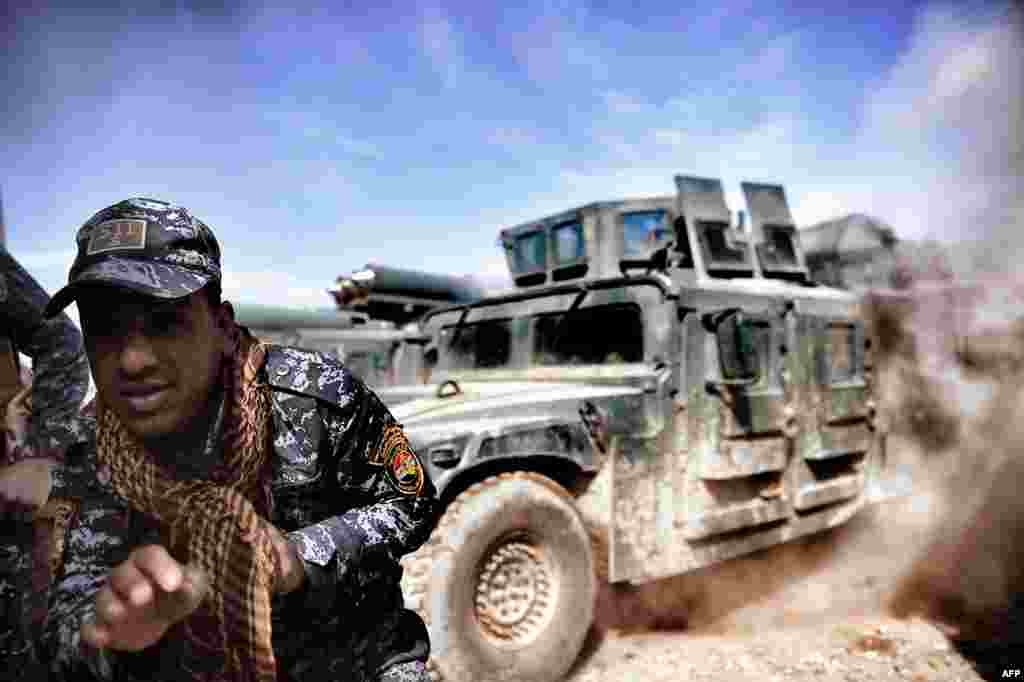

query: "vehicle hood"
left=383, top=380, right=645, bottom=447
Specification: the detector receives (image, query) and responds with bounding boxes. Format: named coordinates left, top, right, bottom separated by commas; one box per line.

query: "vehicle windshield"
left=509, top=231, right=547, bottom=275
left=552, top=221, right=585, bottom=265
left=623, top=210, right=671, bottom=257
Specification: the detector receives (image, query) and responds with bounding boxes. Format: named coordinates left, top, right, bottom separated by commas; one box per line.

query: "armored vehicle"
left=386, top=175, right=891, bottom=682
left=234, top=303, right=419, bottom=387
left=235, top=266, right=483, bottom=389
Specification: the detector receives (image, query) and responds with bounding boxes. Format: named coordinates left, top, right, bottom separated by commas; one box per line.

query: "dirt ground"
left=565, top=444, right=998, bottom=682
left=567, top=618, right=980, bottom=682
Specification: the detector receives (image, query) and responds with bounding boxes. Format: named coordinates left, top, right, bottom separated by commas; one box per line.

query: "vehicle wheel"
left=402, top=471, right=596, bottom=682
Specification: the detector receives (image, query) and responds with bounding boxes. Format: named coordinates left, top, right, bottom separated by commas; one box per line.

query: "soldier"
left=0, top=247, right=91, bottom=676
left=40, top=198, right=438, bottom=681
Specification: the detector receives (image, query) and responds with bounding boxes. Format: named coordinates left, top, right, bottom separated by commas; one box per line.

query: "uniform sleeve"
left=0, top=249, right=90, bottom=462
left=41, top=459, right=136, bottom=681
left=287, top=378, right=438, bottom=582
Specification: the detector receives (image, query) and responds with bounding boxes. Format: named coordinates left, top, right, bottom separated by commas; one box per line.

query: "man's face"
left=78, top=287, right=233, bottom=442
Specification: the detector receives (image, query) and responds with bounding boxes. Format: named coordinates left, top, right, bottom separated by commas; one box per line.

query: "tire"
left=402, top=472, right=596, bottom=682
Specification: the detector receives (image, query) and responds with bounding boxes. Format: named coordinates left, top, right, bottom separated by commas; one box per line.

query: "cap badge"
left=87, top=219, right=147, bottom=255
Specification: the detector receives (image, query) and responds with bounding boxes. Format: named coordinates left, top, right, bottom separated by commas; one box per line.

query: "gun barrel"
left=234, top=303, right=367, bottom=330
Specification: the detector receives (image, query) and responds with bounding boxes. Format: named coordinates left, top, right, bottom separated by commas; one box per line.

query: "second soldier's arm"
left=0, top=249, right=90, bottom=461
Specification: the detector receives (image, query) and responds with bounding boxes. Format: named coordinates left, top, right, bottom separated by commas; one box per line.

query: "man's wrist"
left=269, top=529, right=307, bottom=595
left=283, top=537, right=307, bottom=594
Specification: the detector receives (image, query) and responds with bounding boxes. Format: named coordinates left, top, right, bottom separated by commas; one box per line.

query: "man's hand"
left=268, top=525, right=306, bottom=595
left=4, top=381, right=31, bottom=445
left=0, top=457, right=54, bottom=520
left=82, top=545, right=209, bottom=652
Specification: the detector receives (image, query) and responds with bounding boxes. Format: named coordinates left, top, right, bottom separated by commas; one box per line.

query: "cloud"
left=486, top=127, right=540, bottom=148
left=508, top=3, right=611, bottom=85
left=791, top=191, right=856, bottom=227
left=854, top=2, right=1023, bottom=247
left=694, top=0, right=757, bottom=38
left=471, top=253, right=514, bottom=295
left=14, top=248, right=77, bottom=272
left=221, top=268, right=334, bottom=308
left=601, top=90, right=645, bottom=115
left=577, top=112, right=804, bottom=201
left=731, top=31, right=801, bottom=85
left=860, top=5, right=1015, bottom=145
left=333, top=135, right=381, bottom=160
left=269, top=108, right=384, bottom=161
left=417, top=6, right=462, bottom=89
left=563, top=2, right=1023, bottom=253
left=721, top=119, right=798, bottom=169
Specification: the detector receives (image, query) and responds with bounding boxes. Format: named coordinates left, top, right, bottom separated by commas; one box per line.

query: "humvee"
left=235, top=266, right=484, bottom=389
left=383, top=175, right=892, bottom=682
left=234, top=303, right=419, bottom=388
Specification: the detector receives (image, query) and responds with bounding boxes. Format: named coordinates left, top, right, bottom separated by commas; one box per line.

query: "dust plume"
left=584, top=477, right=945, bottom=638
left=863, top=273, right=1024, bottom=626
left=865, top=2, right=1024, bottom=646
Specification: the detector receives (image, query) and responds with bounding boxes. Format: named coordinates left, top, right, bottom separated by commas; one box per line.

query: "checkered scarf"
left=95, top=329, right=280, bottom=681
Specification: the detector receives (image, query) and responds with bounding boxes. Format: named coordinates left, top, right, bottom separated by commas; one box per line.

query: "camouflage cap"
left=45, top=198, right=222, bottom=317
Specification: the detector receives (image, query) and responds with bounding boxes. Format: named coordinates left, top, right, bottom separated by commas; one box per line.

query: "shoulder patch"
left=378, top=424, right=425, bottom=496
left=263, top=344, right=356, bottom=408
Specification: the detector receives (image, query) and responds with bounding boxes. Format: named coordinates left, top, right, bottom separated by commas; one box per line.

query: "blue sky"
left=3, top=0, right=1021, bottom=313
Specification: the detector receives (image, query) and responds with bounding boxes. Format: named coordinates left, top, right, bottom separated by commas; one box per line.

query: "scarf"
left=95, top=329, right=280, bottom=681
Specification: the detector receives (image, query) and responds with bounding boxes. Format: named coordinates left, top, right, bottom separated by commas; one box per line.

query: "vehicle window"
left=623, top=210, right=671, bottom=257
left=512, top=231, right=547, bottom=274
left=533, top=304, right=644, bottom=366
left=699, top=220, right=752, bottom=269
left=553, top=221, right=584, bottom=265
left=758, top=225, right=799, bottom=269
left=441, top=319, right=513, bottom=370
left=825, top=323, right=856, bottom=382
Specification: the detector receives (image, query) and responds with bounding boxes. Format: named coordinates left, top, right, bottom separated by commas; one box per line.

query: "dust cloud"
left=866, top=276, right=1024, bottom=635
left=585, top=465, right=944, bottom=639
left=871, top=3, right=1024, bottom=642
left=585, top=278, right=1024, bottom=649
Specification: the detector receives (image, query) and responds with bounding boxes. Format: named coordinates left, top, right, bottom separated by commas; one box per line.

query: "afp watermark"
left=1002, top=670, right=1022, bottom=678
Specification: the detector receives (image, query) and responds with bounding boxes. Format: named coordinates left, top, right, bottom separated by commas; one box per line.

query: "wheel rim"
left=474, top=534, right=557, bottom=647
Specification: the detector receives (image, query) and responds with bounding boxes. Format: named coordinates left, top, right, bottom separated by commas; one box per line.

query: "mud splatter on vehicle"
left=384, top=175, right=896, bottom=682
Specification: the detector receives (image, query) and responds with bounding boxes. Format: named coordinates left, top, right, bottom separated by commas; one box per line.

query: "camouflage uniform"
left=45, top=347, right=437, bottom=681
left=0, top=248, right=91, bottom=677
left=39, top=198, right=438, bottom=681
left=0, top=248, right=91, bottom=463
